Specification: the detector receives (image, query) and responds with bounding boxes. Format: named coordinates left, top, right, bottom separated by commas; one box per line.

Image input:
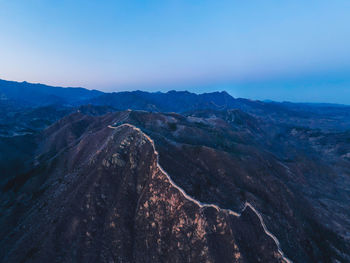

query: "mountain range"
left=1, top=79, right=350, bottom=262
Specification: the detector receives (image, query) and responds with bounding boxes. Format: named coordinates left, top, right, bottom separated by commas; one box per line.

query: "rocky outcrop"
left=1, top=123, right=289, bottom=263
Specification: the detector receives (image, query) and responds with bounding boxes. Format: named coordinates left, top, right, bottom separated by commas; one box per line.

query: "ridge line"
left=108, top=123, right=292, bottom=263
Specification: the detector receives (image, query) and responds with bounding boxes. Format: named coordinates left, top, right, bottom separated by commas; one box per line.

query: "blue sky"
left=0, top=0, right=350, bottom=103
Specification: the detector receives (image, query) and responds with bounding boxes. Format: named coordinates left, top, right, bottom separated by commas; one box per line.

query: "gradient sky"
left=1, top=0, right=350, bottom=103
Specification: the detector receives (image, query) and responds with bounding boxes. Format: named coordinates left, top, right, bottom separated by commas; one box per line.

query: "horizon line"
left=1, top=77, right=349, bottom=106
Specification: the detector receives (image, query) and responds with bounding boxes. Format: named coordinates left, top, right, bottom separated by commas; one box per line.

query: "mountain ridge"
left=3, top=78, right=350, bottom=132
left=2, top=109, right=350, bottom=261
left=110, top=123, right=292, bottom=262
left=1, top=118, right=290, bottom=262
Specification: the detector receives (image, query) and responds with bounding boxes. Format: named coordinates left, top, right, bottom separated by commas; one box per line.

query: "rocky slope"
left=1, top=110, right=350, bottom=262
left=0, top=115, right=289, bottom=262
left=123, top=110, right=350, bottom=262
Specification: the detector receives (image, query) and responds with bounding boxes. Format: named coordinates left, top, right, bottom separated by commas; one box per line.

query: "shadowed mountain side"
left=109, top=110, right=350, bottom=262
left=2, top=110, right=350, bottom=262
left=0, top=123, right=288, bottom=263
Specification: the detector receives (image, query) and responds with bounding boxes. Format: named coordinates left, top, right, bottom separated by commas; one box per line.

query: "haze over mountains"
left=1, top=79, right=350, bottom=262
left=2, top=78, right=350, bottom=133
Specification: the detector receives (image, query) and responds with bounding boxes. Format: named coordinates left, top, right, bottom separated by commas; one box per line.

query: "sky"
left=0, top=0, right=350, bottom=103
